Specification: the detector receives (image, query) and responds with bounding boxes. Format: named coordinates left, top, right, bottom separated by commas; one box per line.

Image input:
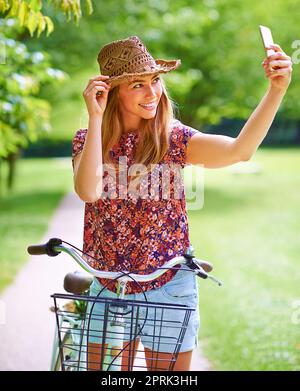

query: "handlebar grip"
left=27, top=238, right=63, bottom=257
left=27, top=244, right=47, bottom=255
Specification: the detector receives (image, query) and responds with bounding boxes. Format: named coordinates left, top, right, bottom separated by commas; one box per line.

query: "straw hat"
left=97, top=35, right=181, bottom=89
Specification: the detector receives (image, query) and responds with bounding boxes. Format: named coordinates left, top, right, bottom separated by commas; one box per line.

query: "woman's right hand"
left=82, top=74, right=111, bottom=118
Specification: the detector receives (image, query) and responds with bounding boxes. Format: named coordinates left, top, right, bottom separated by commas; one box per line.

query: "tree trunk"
left=6, top=149, right=21, bottom=191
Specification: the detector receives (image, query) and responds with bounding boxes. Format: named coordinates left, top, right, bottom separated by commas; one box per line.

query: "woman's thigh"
left=137, top=268, right=200, bottom=357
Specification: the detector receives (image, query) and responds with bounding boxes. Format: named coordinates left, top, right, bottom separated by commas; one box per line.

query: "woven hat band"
left=101, top=52, right=158, bottom=78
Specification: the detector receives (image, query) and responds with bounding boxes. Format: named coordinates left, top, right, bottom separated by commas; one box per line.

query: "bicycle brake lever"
left=184, top=255, right=223, bottom=286
left=207, top=274, right=223, bottom=287
left=195, top=265, right=223, bottom=286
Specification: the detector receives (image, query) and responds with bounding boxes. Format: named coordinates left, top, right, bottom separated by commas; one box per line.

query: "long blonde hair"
left=101, top=78, right=178, bottom=183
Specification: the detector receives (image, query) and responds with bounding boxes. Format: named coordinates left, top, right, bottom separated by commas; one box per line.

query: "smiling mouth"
left=139, top=102, right=157, bottom=109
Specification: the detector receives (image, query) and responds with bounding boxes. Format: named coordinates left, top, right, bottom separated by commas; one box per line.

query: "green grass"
left=0, top=158, right=73, bottom=293
left=186, top=147, right=300, bottom=370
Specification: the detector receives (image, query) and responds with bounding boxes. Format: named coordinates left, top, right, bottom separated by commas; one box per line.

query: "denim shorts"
left=85, top=267, right=200, bottom=353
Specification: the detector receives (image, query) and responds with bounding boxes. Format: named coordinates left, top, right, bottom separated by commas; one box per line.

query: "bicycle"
left=27, top=237, right=222, bottom=371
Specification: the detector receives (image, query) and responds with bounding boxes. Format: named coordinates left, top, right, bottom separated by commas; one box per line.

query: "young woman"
left=72, top=36, right=292, bottom=371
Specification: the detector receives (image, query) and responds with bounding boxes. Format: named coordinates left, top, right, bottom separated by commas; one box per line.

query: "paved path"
left=0, top=192, right=212, bottom=371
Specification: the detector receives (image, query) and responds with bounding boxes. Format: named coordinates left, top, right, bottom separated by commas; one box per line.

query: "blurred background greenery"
left=0, top=0, right=299, bottom=371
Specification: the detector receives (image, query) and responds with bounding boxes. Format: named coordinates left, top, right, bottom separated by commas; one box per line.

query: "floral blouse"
left=71, top=119, right=198, bottom=294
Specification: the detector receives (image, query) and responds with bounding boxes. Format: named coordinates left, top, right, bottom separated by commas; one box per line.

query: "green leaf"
left=72, top=0, right=81, bottom=24
left=18, top=1, right=28, bottom=27
left=6, top=0, right=19, bottom=17
left=66, top=9, right=71, bottom=22
left=37, top=12, right=46, bottom=38
left=44, top=16, right=54, bottom=37
left=27, top=10, right=39, bottom=37
left=85, top=0, right=93, bottom=15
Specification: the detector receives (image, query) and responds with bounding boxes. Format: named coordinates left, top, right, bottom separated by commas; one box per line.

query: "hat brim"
left=104, top=59, right=181, bottom=88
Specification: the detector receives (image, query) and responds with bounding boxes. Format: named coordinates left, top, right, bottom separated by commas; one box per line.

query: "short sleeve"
left=71, top=128, right=88, bottom=169
left=169, top=120, right=198, bottom=168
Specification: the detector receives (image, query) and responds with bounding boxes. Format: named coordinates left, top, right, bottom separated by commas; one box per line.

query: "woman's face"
left=118, top=73, right=163, bottom=127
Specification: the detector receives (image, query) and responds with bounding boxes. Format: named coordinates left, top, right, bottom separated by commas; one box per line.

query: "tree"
left=0, top=0, right=95, bottom=193
left=0, top=17, right=68, bottom=191
left=0, top=0, right=93, bottom=37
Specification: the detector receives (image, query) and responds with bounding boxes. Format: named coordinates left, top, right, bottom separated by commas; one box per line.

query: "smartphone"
left=259, top=25, right=276, bottom=57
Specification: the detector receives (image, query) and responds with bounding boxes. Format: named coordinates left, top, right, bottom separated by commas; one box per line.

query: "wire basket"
left=51, top=292, right=195, bottom=371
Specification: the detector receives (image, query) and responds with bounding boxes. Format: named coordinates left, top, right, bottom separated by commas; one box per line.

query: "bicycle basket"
left=51, top=293, right=195, bottom=371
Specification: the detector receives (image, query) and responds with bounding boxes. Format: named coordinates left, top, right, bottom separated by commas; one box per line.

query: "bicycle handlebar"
left=27, top=238, right=63, bottom=257
left=27, top=238, right=222, bottom=286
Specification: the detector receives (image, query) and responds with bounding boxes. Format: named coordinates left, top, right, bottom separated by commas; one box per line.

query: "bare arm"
left=186, top=85, right=286, bottom=168
left=73, top=116, right=103, bottom=203
left=186, top=43, right=292, bottom=168
left=186, top=131, right=244, bottom=168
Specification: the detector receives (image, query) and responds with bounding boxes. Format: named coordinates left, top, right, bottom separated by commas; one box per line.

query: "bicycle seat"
left=63, top=271, right=93, bottom=294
